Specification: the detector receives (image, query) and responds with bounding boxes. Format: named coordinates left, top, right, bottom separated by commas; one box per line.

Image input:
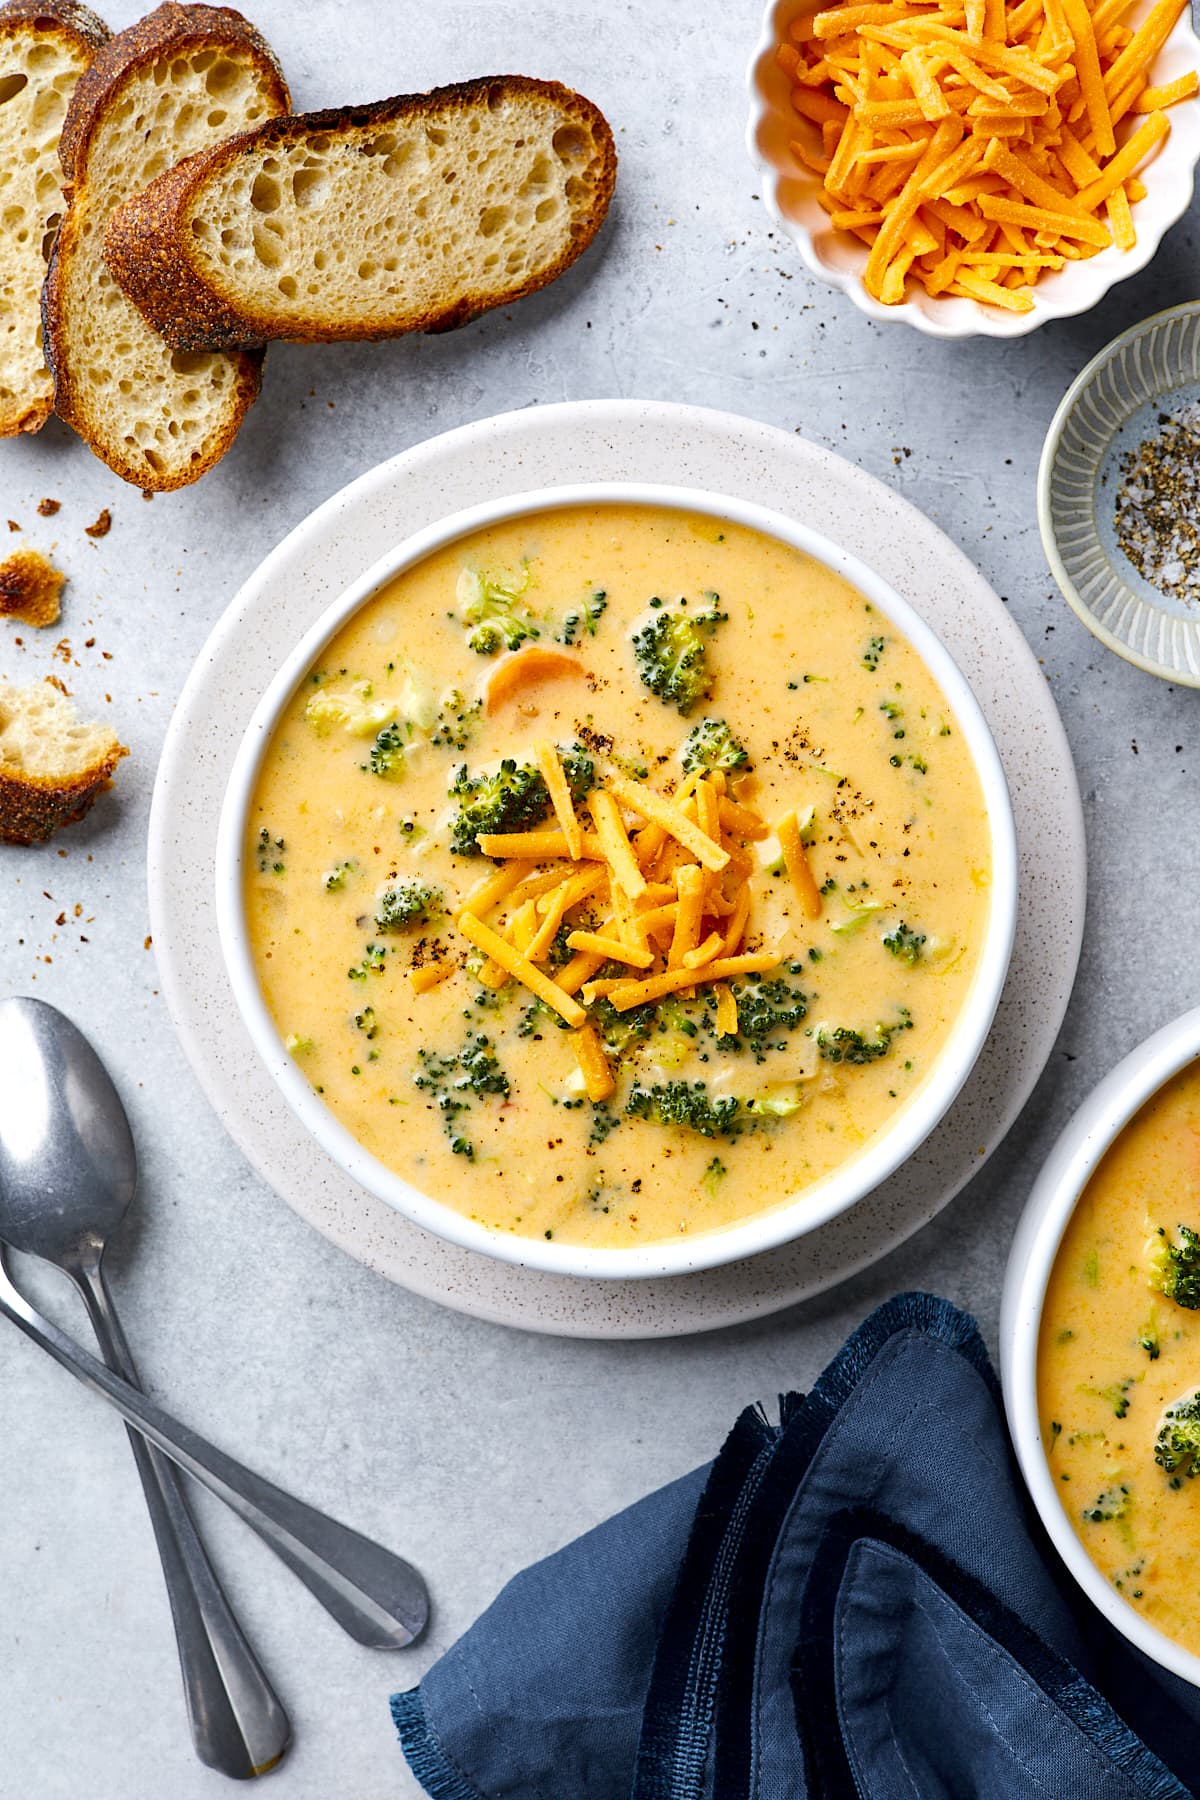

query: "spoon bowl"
left=0, top=995, right=429, bottom=1662
left=0, top=996, right=137, bottom=1270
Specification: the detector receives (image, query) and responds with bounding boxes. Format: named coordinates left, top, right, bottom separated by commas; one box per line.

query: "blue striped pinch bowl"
left=1039, top=302, right=1200, bottom=684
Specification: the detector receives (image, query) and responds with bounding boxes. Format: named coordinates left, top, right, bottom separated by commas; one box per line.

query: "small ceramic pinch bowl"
left=746, top=0, right=1200, bottom=339
left=217, top=482, right=1017, bottom=1282
left=1040, top=301, right=1200, bottom=685
left=1001, top=1007, right=1200, bottom=1689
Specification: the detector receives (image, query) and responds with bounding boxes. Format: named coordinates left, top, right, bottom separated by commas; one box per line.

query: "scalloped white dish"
left=746, top=0, right=1200, bottom=339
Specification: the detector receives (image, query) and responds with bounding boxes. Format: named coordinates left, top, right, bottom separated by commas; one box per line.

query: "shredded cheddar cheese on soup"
left=245, top=505, right=993, bottom=1248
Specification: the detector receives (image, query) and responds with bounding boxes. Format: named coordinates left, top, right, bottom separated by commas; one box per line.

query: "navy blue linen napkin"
left=392, top=1293, right=1200, bottom=1798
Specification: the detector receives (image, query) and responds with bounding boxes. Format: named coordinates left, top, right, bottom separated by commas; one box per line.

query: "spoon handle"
left=73, top=1262, right=291, bottom=1780
left=0, top=1282, right=428, bottom=1650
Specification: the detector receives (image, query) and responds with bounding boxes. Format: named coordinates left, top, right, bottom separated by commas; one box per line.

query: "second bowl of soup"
left=217, top=485, right=1017, bottom=1278
left=1003, top=1009, right=1200, bottom=1689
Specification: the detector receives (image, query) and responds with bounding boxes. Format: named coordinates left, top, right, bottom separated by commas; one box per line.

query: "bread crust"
left=0, top=0, right=108, bottom=59
left=41, top=2, right=288, bottom=489
left=0, top=753, right=126, bottom=844
left=0, top=392, right=53, bottom=437
left=103, top=75, right=618, bottom=351
left=0, top=0, right=109, bottom=437
left=58, top=2, right=287, bottom=185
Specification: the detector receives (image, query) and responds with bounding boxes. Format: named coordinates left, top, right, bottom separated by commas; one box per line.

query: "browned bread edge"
left=0, top=396, right=52, bottom=435
left=0, top=0, right=110, bottom=437
left=103, top=75, right=618, bottom=351
left=0, top=0, right=109, bottom=58
left=41, top=2, right=287, bottom=489
left=0, top=758, right=126, bottom=844
left=58, top=2, right=288, bottom=186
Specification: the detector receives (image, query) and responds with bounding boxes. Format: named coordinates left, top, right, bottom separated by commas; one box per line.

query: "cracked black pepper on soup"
left=245, top=504, right=992, bottom=1248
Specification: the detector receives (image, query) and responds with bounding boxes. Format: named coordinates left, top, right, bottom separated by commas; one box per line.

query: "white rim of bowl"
left=745, top=0, right=1200, bottom=340
left=1002, top=1007, right=1200, bottom=1688
left=1038, top=299, right=1200, bottom=687
left=216, top=482, right=1018, bottom=1281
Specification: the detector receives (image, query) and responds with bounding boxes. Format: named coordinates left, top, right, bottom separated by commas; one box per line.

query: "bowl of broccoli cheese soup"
left=1003, top=1009, right=1200, bottom=1688
left=217, top=485, right=1017, bottom=1279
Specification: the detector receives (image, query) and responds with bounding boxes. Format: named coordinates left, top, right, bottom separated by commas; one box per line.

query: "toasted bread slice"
left=102, top=75, right=616, bottom=350
left=0, top=548, right=65, bottom=625
left=0, top=0, right=108, bottom=438
left=43, top=3, right=288, bottom=490
left=0, top=674, right=126, bottom=842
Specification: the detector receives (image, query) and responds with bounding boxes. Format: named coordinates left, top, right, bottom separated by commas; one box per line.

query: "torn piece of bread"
left=42, top=3, right=289, bottom=490
left=0, top=0, right=109, bottom=437
left=0, top=548, right=65, bottom=625
left=0, top=674, right=125, bottom=842
left=103, top=75, right=616, bottom=349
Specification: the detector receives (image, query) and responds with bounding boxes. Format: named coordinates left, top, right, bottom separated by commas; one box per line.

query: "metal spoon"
left=0, top=1246, right=291, bottom=1781
left=0, top=998, right=429, bottom=1660
left=0, top=999, right=288, bottom=1779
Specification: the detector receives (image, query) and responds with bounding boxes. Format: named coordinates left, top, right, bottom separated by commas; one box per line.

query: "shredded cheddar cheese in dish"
left=778, top=0, right=1198, bottom=309
left=245, top=505, right=992, bottom=1248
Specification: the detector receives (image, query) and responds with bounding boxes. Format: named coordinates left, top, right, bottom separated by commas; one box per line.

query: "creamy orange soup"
left=245, top=504, right=992, bottom=1248
left=1039, top=1061, right=1200, bottom=1656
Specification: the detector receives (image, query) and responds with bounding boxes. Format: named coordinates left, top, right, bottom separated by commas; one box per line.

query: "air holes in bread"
left=250, top=172, right=280, bottom=211
left=552, top=124, right=588, bottom=160
left=292, top=165, right=327, bottom=208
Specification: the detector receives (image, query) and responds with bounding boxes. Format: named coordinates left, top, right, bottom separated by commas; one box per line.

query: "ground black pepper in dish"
left=1113, top=404, right=1200, bottom=604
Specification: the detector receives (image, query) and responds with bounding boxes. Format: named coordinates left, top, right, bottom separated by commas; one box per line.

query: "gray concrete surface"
left=0, top=1, right=1196, bottom=1794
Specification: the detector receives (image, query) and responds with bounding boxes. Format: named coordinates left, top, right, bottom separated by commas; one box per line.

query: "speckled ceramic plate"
left=148, top=401, right=1085, bottom=1338
left=1039, top=302, right=1200, bottom=685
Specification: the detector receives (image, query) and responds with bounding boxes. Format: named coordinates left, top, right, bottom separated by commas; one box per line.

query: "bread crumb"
left=0, top=550, right=66, bottom=628
left=37, top=499, right=61, bottom=518
left=84, top=508, right=112, bottom=539
left=7, top=520, right=19, bottom=533
left=143, top=935, right=152, bottom=950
